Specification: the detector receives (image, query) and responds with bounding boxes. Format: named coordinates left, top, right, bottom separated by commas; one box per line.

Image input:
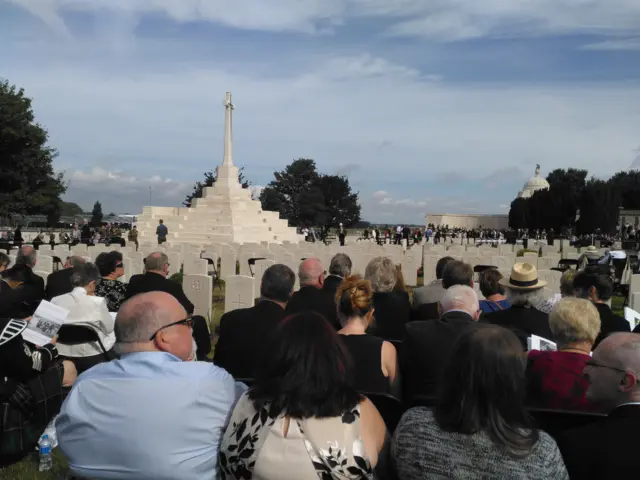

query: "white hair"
left=440, top=285, right=479, bottom=317
left=506, top=287, right=546, bottom=308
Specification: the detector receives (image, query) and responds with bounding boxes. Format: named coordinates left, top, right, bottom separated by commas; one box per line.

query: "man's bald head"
left=145, top=252, right=169, bottom=275
left=586, top=332, right=640, bottom=410
left=298, top=258, right=325, bottom=288
left=597, top=333, right=640, bottom=372
left=115, top=292, right=186, bottom=351
left=16, top=246, right=37, bottom=268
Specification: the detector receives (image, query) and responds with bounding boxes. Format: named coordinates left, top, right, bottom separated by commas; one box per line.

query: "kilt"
left=0, top=362, right=66, bottom=467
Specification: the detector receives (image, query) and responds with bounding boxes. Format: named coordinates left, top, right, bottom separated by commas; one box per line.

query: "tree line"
left=509, top=168, right=640, bottom=235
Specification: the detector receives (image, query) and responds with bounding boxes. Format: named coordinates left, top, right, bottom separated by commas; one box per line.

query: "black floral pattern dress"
left=94, top=278, right=127, bottom=312
left=218, top=392, right=375, bottom=480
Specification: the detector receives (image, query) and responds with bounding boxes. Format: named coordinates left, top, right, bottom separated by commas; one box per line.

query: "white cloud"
left=582, top=37, right=640, bottom=51
left=61, top=167, right=192, bottom=213
left=372, top=190, right=389, bottom=199
left=9, top=0, right=640, bottom=41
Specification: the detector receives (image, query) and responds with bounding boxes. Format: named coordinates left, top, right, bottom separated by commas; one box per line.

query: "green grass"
left=2, top=450, right=69, bottom=479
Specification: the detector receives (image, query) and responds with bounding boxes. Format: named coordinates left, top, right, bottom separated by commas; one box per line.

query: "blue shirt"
left=479, top=299, right=511, bottom=313
left=156, top=224, right=168, bottom=237
left=56, top=352, right=246, bottom=480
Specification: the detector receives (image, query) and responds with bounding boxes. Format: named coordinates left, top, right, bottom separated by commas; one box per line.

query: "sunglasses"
left=116, top=263, right=124, bottom=268
left=149, top=316, right=194, bottom=341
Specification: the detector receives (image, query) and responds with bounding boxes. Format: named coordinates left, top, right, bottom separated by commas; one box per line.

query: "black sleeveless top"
left=340, top=334, right=389, bottom=394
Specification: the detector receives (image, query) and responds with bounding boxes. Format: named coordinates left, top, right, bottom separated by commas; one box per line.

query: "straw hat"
left=500, top=263, right=547, bottom=290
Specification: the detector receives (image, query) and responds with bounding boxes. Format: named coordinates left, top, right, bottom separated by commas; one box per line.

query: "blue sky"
left=1, top=1, right=639, bottom=224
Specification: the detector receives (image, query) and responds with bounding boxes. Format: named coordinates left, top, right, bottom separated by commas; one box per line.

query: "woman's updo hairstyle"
left=336, top=275, right=373, bottom=318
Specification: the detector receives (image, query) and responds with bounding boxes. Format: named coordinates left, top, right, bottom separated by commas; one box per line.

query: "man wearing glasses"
left=557, top=332, right=640, bottom=479
left=56, top=291, right=246, bottom=480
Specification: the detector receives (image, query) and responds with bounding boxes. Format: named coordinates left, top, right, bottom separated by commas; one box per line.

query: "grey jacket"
left=412, top=279, right=445, bottom=308
left=392, top=407, right=569, bottom=480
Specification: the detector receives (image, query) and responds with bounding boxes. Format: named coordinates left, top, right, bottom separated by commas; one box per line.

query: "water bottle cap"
left=42, top=434, right=48, bottom=440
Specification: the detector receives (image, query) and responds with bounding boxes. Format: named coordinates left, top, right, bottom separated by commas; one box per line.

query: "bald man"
left=401, top=285, right=485, bottom=402
left=557, top=332, right=640, bottom=479
left=285, top=257, right=339, bottom=329
left=126, top=252, right=211, bottom=359
left=56, top=291, right=246, bottom=480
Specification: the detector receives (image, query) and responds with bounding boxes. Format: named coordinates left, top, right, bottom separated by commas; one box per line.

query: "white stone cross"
left=223, top=92, right=234, bottom=166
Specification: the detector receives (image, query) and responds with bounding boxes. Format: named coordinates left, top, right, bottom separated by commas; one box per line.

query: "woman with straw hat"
left=482, top=263, right=554, bottom=348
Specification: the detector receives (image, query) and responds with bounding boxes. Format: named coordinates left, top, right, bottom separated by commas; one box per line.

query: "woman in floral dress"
left=218, top=311, right=388, bottom=480
left=94, top=251, right=127, bottom=312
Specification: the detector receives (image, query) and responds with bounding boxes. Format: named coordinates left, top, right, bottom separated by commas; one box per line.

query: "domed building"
left=517, top=164, right=550, bottom=199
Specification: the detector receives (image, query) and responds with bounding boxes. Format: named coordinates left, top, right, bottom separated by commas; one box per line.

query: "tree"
left=545, top=168, right=587, bottom=230
left=317, top=174, right=361, bottom=233
left=183, top=167, right=249, bottom=207
left=609, top=170, right=640, bottom=209
left=60, top=201, right=84, bottom=217
left=259, top=159, right=320, bottom=224
left=577, top=178, right=619, bottom=234
left=508, top=197, right=529, bottom=229
left=0, top=79, right=66, bottom=220
left=90, top=201, right=103, bottom=227
left=260, top=158, right=361, bottom=229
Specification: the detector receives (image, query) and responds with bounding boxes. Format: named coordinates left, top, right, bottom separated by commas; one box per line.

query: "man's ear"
left=620, top=372, right=638, bottom=393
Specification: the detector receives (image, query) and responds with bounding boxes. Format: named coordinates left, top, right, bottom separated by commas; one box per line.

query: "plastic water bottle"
left=38, top=434, right=53, bottom=472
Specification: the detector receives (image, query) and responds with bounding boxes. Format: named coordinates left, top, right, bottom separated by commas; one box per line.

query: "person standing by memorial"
left=128, top=225, right=139, bottom=250
left=156, top=219, right=168, bottom=245
left=338, top=223, right=346, bottom=246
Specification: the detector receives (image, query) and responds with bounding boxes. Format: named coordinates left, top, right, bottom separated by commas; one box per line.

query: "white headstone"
left=36, top=255, right=53, bottom=273
left=220, top=245, right=237, bottom=280
left=537, top=269, right=562, bottom=294
left=184, top=256, right=208, bottom=276
left=254, top=259, right=275, bottom=283
left=224, top=275, right=256, bottom=313
left=183, top=274, right=213, bottom=320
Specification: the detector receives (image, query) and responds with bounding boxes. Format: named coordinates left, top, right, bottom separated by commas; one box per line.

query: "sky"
left=1, top=1, right=639, bottom=224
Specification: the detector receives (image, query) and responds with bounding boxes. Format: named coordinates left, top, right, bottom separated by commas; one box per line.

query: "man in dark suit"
left=401, top=285, right=483, bottom=402
left=45, top=256, right=86, bottom=300
left=214, top=264, right=295, bottom=379
left=323, top=253, right=351, bottom=301
left=572, top=272, right=630, bottom=348
left=557, top=333, right=640, bottom=478
left=286, top=257, right=339, bottom=329
left=482, top=263, right=553, bottom=346
left=125, top=252, right=211, bottom=360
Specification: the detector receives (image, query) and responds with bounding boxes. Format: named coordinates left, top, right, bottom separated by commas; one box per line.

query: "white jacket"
left=51, top=287, right=116, bottom=358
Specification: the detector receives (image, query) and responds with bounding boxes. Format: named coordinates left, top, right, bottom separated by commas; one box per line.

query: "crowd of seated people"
left=4, top=245, right=640, bottom=478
